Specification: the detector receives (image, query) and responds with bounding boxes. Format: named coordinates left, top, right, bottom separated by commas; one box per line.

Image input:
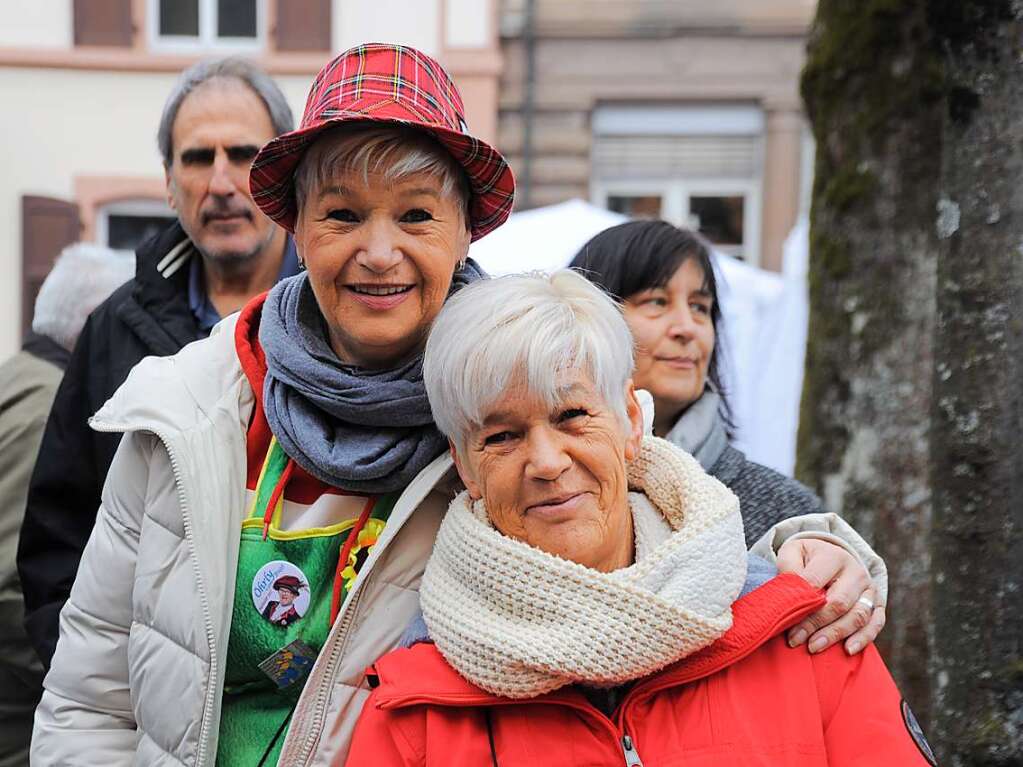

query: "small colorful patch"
left=901, top=699, right=937, bottom=766
left=258, top=639, right=317, bottom=689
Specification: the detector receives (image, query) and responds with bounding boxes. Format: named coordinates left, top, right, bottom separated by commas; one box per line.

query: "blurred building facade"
left=497, top=0, right=816, bottom=271
left=1, top=0, right=817, bottom=361
left=0, top=0, right=500, bottom=360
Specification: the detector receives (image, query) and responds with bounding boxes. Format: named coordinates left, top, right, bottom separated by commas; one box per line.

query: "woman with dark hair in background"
left=570, top=220, right=886, bottom=656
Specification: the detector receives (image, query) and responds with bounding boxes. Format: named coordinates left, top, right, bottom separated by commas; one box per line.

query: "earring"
left=457, top=257, right=467, bottom=270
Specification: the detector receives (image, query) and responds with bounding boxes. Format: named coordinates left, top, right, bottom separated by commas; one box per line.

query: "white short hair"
left=424, top=270, right=635, bottom=450
left=294, top=124, right=470, bottom=218
left=32, top=243, right=135, bottom=351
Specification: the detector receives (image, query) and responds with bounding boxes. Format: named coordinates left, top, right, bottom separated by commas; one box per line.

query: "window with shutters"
left=591, top=104, right=764, bottom=265
left=148, top=0, right=263, bottom=51
left=21, top=196, right=81, bottom=341
left=274, top=0, right=331, bottom=51
left=74, top=0, right=135, bottom=47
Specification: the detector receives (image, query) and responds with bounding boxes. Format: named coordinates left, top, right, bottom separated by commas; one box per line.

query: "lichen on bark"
left=929, top=2, right=1023, bottom=763
left=802, top=1, right=1023, bottom=763
left=799, top=0, right=944, bottom=730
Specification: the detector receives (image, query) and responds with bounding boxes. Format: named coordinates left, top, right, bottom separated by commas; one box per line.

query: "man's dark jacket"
left=18, top=222, right=206, bottom=667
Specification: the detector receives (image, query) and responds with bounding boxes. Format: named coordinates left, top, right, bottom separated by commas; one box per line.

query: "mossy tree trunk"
left=799, top=0, right=943, bottom=727
left=929, top=3, right=1023, bottom=764
left=802, top=1, right=1023, bottom=762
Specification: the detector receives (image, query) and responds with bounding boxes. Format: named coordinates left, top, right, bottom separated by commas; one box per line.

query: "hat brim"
left=249, top=109, right=515, bottom=242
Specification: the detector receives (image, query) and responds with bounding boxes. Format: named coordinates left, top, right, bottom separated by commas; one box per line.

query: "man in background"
left=0, top=244, right=133, bottom=766
left=18, top=58, right=298, bottom=666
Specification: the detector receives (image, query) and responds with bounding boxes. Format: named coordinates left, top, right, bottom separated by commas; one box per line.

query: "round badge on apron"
left=252, top=560, right=310, bottom=628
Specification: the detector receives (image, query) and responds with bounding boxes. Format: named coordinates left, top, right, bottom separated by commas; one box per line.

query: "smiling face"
left=165, top=78, right=279, bottom=264
left=294, top=165, right=471, bottom=368
left=622, top=259, right=716, bottom=436
left=452, top=373, right=644, bottom=573
left=277, top=587, right=297, bottom=606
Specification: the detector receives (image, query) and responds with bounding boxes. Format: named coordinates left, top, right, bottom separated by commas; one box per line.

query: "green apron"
left=215, top=438, right=395, bottom=766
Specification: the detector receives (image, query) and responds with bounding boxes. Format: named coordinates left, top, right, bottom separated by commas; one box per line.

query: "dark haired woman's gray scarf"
left=259, top=260, right=486, bottom=494
left=665, top=388, right=729, bottom=471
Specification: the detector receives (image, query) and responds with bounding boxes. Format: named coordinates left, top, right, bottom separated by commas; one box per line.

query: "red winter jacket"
left=343, top=574, right=935, bottom=766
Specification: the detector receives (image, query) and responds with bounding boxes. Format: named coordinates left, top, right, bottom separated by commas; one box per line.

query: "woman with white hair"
left=344, top=271, right=934, bottom=766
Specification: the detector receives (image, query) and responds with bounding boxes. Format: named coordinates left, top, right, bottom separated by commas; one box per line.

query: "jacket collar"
left=234, top=291, right=270, bottom=414
left=369, top=573, right=825, bottom=711
left=115, top=220, right=201, bottom=355
left=116, top=221, right=296, bottom=356
left=639, top=572, right=825, bottom=690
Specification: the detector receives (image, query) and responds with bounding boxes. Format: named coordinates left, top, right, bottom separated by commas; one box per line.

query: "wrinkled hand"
left=777, top=538, right=886, bottom=655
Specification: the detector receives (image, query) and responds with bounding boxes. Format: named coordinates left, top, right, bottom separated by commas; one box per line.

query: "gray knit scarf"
left=665, top=388, right=729, bottom=471
left=259, top=260, right=486, bottom=493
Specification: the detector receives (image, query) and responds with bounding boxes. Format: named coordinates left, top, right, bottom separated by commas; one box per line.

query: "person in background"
left=0, top=244, right=132, bottom=767
left=18, top=57, right=299, bottom=667
left=569, top=220, right=887, bottom=656
left=345, top=271, right=933, bottom=767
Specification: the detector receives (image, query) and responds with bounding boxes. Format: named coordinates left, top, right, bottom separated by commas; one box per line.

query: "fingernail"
left=809, top=636, right=828, bottom=653
left=846, top=640, right=862, bottom=655
left=789, top=629, right=808, bottom=648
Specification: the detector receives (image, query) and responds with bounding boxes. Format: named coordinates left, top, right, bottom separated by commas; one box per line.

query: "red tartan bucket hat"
left=250, top=42, right=514, bottom=241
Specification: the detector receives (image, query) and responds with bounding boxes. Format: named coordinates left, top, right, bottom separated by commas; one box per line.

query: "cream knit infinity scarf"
left=419, top=436, right=748, bottom=699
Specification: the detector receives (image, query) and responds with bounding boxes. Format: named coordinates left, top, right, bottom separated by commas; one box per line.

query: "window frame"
left=96, top=198, right=176, bottom=253
left=147, top=0, right=265, bottom=53
left=592, top=178, right=762, bottom=266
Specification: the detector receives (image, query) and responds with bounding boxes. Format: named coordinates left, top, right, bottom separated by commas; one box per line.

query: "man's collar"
left=187, top=234, right=300, bottom=335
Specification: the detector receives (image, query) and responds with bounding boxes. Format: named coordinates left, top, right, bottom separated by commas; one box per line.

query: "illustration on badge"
left=252, top=560, right=310, bottom=627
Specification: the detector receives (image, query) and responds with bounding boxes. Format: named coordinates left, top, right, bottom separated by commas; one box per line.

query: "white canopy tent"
left=469, top=199, right=810, bottom=475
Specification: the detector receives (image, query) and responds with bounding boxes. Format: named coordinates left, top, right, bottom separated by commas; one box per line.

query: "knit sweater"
left=710, top=444, right=824, bottom=546
left=663, top=390, right=825, bottom=546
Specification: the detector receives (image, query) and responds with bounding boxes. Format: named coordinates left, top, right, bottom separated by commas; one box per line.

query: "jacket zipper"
left=288, top=457, right=453, bottom=766
left=621, top=734, right=645, bottom=766
left=291, top=568, right=367, bottom=764
left=92, top=418, right=220, bottom=766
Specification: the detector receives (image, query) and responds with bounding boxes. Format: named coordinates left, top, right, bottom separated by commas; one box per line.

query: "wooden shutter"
left=74, top=0, right=134, bottom=47
left=21, top=196, right=81, bottom=341
left=274, top=0, right=331, bottom=51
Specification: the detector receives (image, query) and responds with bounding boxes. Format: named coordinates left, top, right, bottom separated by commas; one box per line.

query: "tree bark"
left=799, top=0, right=943, bottom=726
left=929, top=3, right=1023, bottom=764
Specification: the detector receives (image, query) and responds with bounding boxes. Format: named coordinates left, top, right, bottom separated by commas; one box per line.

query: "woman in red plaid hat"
left=34, top=42, right=514, bottom=767
left=36, top=43, right=890, bottom=767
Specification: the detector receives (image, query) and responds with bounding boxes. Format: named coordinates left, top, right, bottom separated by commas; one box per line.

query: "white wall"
left=0, top=67, right=313, bottom=359
left=333, top=0, right=440, bottom=55
left=445, top=0, right=489, bottom=48
left=0, top=0, right=72, bottom=48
